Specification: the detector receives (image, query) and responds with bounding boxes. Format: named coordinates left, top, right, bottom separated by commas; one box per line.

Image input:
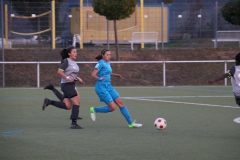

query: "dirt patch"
left=0, top=48, right=239, bottom=87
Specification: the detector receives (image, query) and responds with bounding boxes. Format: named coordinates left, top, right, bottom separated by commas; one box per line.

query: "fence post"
left=107, top=20, right=109, bottom=50
left=161, top=2, right=164, bottom=50
left=199, top=9, right=202, bottom=38
left=140, top=0, right=144, bottom=49
left=51, top=0, right=56, bottom=49
left=163, top=61, right=166, bottom=86
left=1, top=0, right=5, bottom=87
left=214, top=1, right=218, bottom=48
left=4, top=4, right=9, bottom=49
left=37, top=62, right=40, bottom=88
left=224, top=61, right=227, bottom=86
left=80, top=0, right=83, bottom=49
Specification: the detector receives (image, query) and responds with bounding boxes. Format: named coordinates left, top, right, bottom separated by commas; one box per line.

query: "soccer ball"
left=154, top=118, right=167, bottom=130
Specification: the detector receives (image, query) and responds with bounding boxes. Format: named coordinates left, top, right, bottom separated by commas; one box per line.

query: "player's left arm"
left=208, top=66, right=234, bottom=84
left=111, top=73, right=124, bottom=79
left=77, top=77, right=85, bottom=86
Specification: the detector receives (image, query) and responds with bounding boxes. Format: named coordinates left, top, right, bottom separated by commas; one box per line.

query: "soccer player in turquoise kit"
left=90, top=49, right=142, bottom=128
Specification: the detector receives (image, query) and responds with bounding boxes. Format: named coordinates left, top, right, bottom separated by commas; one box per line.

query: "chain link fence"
left=0, top=0, right=240, bottom=49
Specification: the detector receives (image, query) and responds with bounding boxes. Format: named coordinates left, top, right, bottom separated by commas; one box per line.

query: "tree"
left=93, top=0, right=136, bottom=60
left=221, top=0, right=240, bottom=25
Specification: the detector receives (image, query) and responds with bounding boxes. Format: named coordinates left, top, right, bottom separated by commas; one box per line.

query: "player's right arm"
left=57, top=59, right=74, bottom=82
left=208, top=73, right=228, bottom=84
left=91, top=61, right=105, bottom=81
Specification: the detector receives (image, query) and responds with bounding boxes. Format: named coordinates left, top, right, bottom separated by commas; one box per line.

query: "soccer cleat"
left=90, top=107, right=96, bottom=121
left=42, top=98, right=51, bottom=111
left=70, top=117, right=83, bottom=120
left=44, top=83, right=54, bottom=90
left=70, top=124, right=83, bottom=129
left=128, top=122, right=143, bottom=128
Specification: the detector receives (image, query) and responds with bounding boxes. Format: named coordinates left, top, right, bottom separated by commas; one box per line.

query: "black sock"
left=51, top=101, right=68, bottom=110
left=52, top=88, right=64, bottom=101
left=72, top=119, right=77, bottom=125
left=71, top=105, right=79, bottom=125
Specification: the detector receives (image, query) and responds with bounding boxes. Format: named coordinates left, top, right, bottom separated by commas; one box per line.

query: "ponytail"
left=60, top=45, right=76, bottom=61
left=95, top=49, right=109, bottom=61
left=95, top=54, right=103, bottom=61
left=60, top=48, right=68, bottom=60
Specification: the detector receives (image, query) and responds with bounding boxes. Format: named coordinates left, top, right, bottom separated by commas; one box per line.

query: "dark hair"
left=60, top=45, right=76, bottom=61
left=95, top=49, right=109, bottom=61
left=235, top=52, right=240, bottom=61
left=235, top=52, right=240, bottom=65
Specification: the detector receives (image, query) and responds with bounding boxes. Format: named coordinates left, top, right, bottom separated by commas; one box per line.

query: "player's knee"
left=118, top=102, right=124, bottom=107
left=109, top=106, right=116, bottom=111
left=66, top=104, right=72, bottom=110
left=72, top=102, right=80, bottom=106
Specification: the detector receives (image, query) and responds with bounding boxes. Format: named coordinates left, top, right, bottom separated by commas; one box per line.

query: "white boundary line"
left=0, top=86, right=232, bottom=89
left=123, top=97, right=240, bottom=109
left=122, top=95, right=232, bottom=99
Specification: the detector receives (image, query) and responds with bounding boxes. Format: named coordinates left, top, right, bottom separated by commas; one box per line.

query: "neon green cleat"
left=128, top=122, right=142, bottom=128
left=90, top=107, right=96, bottom=121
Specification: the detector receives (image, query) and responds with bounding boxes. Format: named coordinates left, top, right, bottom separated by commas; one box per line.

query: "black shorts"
left=234, top=96, right=240, bottom=106
left=61, top=82, right=77, bottom=99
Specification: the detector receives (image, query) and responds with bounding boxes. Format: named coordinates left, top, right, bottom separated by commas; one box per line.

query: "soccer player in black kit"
left=209, top=52, right=240, bottom=106
left=42, top=45, right=85, bottom=129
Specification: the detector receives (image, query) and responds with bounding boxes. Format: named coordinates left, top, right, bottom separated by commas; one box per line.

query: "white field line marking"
left=123, top=97, right=240, bottom=109
left=122, top=95, right=232, bottom=99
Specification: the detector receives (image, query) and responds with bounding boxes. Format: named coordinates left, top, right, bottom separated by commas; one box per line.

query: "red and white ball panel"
left=154, top=118, right=167, bottom=130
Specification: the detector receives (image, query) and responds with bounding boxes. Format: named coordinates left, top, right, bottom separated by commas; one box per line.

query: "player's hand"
left=68, top=77, right=74, bottom=82
left=118, top=74, right=124, bottom=79
left=77, top=77, right=85, bottom=86
left=98, top=77, right=105, bottom=81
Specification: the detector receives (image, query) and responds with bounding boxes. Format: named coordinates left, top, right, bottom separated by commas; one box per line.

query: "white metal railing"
left=0, top=60, right=235, bottom=87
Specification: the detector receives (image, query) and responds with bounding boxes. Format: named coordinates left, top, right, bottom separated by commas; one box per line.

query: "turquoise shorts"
left=95, top=82, right=120, bottom=104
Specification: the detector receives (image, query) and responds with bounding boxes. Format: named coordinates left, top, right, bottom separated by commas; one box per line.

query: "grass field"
left=1, top=86, right=240, bottom=160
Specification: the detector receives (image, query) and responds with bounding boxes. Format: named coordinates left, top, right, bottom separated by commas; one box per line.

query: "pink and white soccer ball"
left=154, top=118, right=167, bottom=130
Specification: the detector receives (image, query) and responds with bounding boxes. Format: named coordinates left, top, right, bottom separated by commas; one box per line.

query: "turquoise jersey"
left=94, top=59, right=112, bottom=83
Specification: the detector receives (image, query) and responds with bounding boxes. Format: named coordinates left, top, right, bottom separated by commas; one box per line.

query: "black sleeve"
left=59, top=59, right=68, bottom=71
left=227, top=66, right=235, bottom=77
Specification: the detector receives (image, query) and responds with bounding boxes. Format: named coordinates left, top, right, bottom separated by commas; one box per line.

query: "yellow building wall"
left=70, top=6, right=168, bottom=43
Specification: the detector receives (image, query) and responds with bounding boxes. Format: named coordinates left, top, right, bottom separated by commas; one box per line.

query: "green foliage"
left=92, top=0, right=137, bottom=20
left=221, top=0, right=240, bottom=25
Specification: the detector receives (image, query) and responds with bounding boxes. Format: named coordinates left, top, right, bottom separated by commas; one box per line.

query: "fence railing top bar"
left=217, top=31, right=240, bottom=32
left=0, top=62, right=39, bottom=64
left=109, top=61, right=164, bottom=64
left=0, top=60, right=235, bottom=64
left=165, top=60, right=235, bottom=63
